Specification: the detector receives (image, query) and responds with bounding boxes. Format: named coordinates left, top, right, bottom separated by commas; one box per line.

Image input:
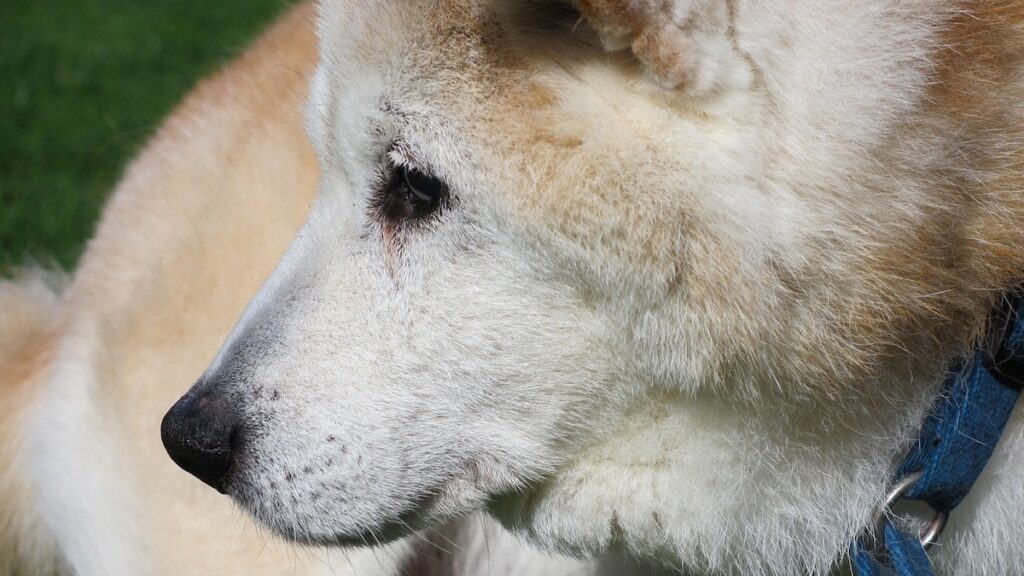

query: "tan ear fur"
left=570, top=0, right=731, bottom=93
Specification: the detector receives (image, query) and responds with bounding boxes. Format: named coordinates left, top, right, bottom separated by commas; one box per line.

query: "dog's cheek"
left=213, top=201, right=619, bottom=538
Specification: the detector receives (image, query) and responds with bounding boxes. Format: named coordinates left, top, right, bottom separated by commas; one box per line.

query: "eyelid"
left=386, top=140, right=422, bottom=172
left=386, top=140, right=441, bottom=196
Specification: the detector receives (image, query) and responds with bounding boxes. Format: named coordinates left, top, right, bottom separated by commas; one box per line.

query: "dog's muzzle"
left=160, top=384, right=242, bottom=494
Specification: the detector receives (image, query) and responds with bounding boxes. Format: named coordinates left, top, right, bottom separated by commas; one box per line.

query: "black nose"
left=160, top=386, right=241, bottom=494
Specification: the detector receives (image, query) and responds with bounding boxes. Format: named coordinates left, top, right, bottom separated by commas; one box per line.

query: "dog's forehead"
left=315, top=0, right=511, bottom=79
left=312, top=0, right=537, bottom=145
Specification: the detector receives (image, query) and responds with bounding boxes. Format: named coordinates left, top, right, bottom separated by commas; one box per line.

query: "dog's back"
left=0, top=4, right=324, bottom=573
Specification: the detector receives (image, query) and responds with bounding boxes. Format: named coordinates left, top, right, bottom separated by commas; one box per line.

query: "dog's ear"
left=569, top=0, right=750, bottom=96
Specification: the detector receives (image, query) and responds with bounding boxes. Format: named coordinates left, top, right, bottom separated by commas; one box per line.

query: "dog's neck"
left=492, top=379, right=1024, bottom=576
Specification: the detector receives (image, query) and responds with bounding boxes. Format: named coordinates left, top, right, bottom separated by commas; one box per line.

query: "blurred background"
left=1, top=0, right=294, bottom=273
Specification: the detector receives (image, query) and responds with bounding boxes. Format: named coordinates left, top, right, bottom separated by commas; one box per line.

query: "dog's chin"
left=287, top=519, right=419, bottom=548
left=226, top=471, right=495, bottom=548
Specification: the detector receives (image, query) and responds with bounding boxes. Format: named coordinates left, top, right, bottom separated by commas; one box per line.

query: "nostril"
left=160, top=387, right=242, bottom=494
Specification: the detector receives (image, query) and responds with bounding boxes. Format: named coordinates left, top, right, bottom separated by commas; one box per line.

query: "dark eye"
left=373, top=164, right=449, bottom=225
left=400, top=165, right=446, bottom=215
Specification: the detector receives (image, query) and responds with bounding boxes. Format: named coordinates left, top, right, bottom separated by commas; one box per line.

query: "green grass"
left=0, top=0, right=294, bottom=273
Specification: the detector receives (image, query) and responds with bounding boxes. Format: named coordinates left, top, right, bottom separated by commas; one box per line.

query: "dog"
left=4, top=1, right=1024, bottom=574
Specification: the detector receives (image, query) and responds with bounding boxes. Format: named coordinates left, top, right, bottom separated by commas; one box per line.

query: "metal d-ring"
left=870, top=471, right=949, bottom=551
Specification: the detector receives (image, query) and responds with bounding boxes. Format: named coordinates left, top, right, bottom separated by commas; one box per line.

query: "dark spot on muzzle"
left=161, top=382, right=243, bottom=494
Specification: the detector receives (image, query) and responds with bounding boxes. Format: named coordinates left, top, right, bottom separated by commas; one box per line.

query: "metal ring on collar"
left=870, top=471, right=949, bottom=551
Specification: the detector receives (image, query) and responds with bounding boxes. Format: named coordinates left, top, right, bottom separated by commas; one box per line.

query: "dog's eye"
left=400, top=166, right=445, bottom=214
left=374, top=164, right=449, bottom=224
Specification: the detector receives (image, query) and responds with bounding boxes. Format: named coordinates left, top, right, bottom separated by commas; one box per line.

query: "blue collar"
left=852, top=294, right=1024, bottom=576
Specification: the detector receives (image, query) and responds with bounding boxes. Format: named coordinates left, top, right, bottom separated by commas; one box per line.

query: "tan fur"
left=845, top=0, right=1024, bottom=392
left=69, top=5, right=322, bottom=573
left=464, top=1, right=1024, bottom=406
left=3, top=4, right=326, bottom=574
left=3, top=0, right=1024, bottom=573
left=572, top=0, right=727, bottom=90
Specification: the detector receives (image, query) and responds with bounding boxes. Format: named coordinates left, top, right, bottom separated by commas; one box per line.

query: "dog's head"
left=162, top=0, right=1024, bottom=572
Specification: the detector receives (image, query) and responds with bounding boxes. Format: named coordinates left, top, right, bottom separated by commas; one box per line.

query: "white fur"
left=195, top=1, right=1017, bottom=575
left=19, top=0, right=1024, bottom=575
left=28, top=321, right=150, bottom=574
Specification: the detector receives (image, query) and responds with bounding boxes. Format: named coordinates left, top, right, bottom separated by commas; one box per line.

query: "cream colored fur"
left=3, top=1, right=1024, bottom=575
left=0, top=269, right=62, bottom=575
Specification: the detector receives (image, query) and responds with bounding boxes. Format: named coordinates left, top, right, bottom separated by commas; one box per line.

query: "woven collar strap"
left=852, top=294, right=1024, bottom=576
